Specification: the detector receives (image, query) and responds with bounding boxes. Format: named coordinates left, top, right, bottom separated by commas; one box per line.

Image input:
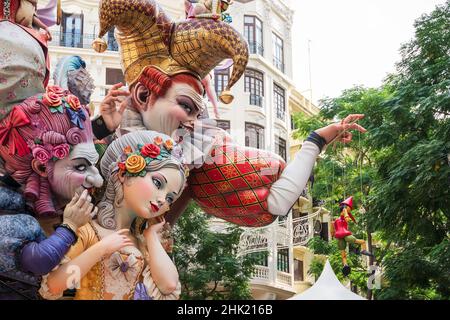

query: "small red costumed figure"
left=331, top=196, right=374, bottom=276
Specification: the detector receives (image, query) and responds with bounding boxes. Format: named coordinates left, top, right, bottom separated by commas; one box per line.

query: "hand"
left=99, top=83, right=130, bottom=132
left=315, top=114, right=367, bottom=145
left=63, top=189, right=98, bottom=232
left=143, top=216, right=167, bottom=242
left=99, top=229, right=134, bottom=257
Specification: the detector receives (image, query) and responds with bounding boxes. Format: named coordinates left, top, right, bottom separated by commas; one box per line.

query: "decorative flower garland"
left=28, top=138, right=71, bottom=165
left=42, top=85, right=86, bottom=129
left=118, top=136, right=186, bottom=177
left=29, top=85, right=85, bottom=164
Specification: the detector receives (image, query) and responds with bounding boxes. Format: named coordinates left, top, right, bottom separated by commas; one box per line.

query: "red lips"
left=150, top=203, right=159, bottom=213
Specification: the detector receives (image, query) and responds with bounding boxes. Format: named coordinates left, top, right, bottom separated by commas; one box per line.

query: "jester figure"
left=331, top=196, right=374, bottom=276
left=91, top=0, right=368, bottom=230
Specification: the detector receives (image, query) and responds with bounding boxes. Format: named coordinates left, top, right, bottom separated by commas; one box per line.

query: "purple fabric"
left=36, top=0, right=57, bottom=27
left=134, top=282, right=152, bottom=300
left=19, top=227, right=75, bottom=276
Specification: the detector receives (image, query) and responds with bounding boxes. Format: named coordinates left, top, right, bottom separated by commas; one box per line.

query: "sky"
left=289, top=0, right=447, bottom=104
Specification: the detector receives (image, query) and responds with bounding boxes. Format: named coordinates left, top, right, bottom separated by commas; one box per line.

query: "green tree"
left=367, top=1, right=450, bottom=299
left=172, top=202, right=258, bottom=300
left=293, top=86, right=389, bottom=298
left=294, top=0, right=450, bottom=300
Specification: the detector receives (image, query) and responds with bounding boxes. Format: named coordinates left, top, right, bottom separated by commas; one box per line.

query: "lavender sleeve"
left=19, top=227, right=76, bottom=276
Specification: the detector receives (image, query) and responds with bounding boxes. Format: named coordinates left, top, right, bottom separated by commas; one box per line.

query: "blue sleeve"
left=19, top=227, right=76, bottom=276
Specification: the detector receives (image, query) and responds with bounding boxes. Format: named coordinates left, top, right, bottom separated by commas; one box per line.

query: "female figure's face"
left=122, top=167, right=184, bottom=219
left=141, top=82, right=203, bottom=136
left=47, top=142, right=103, bottom=202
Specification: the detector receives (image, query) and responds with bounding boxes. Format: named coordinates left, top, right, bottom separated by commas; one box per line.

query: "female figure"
left=0, top=85, right=103, bottom=299
left=40, top=131, right=185, bottom=300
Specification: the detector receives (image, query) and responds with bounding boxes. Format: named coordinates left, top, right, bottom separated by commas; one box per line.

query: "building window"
left=277, top=248, right=289, bottom=273
left=275, top=136, right=287, bottom=161
left=105, top=68, right=125, bottom=95
left=245, top=69, right=264, bottom=107
left=294, top=259, right=304, bottom=281
left=274, top=83, right=286, bottom=120
left=248, top=251, right=268, bottom=267
left=107, top=28, right=119, bottom=51
left=216, top=120, right=231, bottom=133
left=273, top=33, right=284, bottom=73
left=244, top=15, right=264, bottom=56
left=214, top=68, right=230, bottom=97
left=245, top=123, right=265, bottom=149
left=60, top=12, right=84, bottom=48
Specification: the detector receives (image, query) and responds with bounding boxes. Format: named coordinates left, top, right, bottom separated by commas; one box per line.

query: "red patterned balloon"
left=189, top=132, right=286, bottom=227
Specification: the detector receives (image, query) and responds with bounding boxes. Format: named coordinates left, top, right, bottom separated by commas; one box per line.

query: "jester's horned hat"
left=93, top=0, right=249, bottom=104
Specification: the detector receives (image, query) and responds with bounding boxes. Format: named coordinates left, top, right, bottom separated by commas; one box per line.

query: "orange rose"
left=46, top=86, right=65, bottom=97
left=125, top=155, right=146, bottom=174
left=123, top=146, right=133, bottom=155
left=164, top=139, right=174, bottom=151
left=153, top=136, right=163, bottom=146
left=43, top=91, right=62, bottom=107
left=66, top=94, right=81, bottom=111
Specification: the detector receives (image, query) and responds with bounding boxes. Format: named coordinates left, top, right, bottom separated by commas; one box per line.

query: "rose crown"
left=118, top=136, right=186, bottom=177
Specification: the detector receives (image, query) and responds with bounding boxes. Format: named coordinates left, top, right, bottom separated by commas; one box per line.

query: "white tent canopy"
left=289, top=260, right=366, bottom=300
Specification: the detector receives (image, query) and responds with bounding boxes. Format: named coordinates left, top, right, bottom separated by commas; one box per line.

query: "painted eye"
left=75, top=164, right=87, bottom=172
left=180, top=103, right=193, bottom=114
left=166, top=195, right=174, bottom=205
left=152, top=178, right=162, bottom=189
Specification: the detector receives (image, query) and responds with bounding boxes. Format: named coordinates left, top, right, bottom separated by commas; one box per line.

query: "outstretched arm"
left=268, top=114, right=367, bottom=216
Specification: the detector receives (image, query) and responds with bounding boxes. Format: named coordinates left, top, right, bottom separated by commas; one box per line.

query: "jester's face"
left=340, top=206, right=352, bottom=222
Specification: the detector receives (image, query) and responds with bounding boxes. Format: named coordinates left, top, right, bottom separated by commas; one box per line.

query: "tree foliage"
left=172, top=202, right=258, bottom=300
left=294, top=1, right=450, bottom=299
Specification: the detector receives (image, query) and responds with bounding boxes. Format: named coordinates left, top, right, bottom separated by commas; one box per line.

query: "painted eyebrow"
left=157, top=172, right=168, bottom=185
left=179, top=95, right=200, bottom=111
left=71, top=158, right=92, bottom=166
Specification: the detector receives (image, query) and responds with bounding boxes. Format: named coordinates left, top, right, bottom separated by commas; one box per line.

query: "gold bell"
left=219, top=90, right=234, bottom=104
left=92, top=38, right=107, bottom=53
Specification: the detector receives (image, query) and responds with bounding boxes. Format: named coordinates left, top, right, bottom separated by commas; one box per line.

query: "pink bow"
left=0, top=107, right=31, bottom=156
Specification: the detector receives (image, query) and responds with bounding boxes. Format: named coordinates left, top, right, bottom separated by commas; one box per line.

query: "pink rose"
left=52, top=143, right=70, bottom=160
left=32, top=146, right=52, bottom=164
left=66, top=95, right=81, bottom=111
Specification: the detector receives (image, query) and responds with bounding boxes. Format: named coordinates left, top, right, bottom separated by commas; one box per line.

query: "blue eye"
left=166, top=195, right=174, bottom=205
left=152, top=178, right=162, bottom=189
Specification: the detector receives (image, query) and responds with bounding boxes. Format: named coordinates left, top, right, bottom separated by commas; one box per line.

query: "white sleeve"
left=267, top=141, right=320, bottom=216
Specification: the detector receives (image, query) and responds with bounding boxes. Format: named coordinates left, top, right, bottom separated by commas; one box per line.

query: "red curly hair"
left=138, top=66, right=204, bottom=103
